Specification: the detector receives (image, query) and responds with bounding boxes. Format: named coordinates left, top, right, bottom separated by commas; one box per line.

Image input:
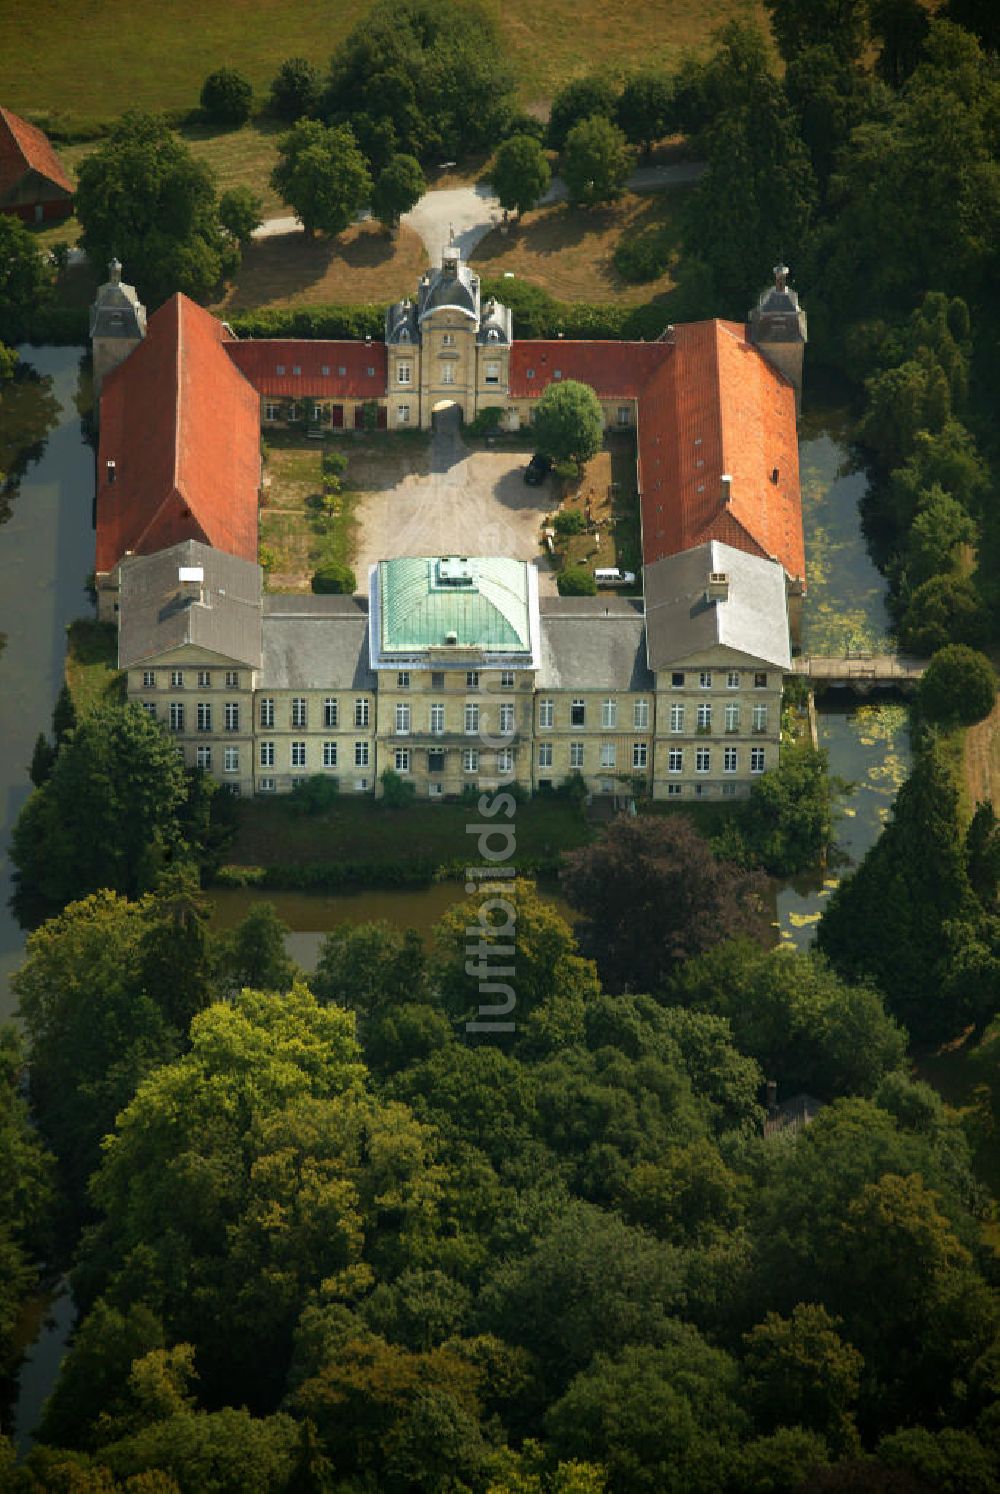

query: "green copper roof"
left=378, top=557, right=532, bottom=653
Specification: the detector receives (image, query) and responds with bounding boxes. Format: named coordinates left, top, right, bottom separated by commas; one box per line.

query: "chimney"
left=445, top=630, right=458, bottom=645
left=721, top=473, right=733, bottom=504
left=707, top=571, right=729, bottom=603
left=178, top=565, right=205, bottom=605
left=774, top=263, right=788, bottom=293
left=106, top=459, right=117, bottom=485
left=766, top=1079, right=778, bottom=1112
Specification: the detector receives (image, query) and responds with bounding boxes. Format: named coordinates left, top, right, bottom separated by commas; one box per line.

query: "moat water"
left=0, top=352, right=908, bottom=1444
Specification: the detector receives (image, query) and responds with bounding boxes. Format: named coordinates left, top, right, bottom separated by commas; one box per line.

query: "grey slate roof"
left=89, top=258, right=147, bottom=341
left=417, top=247, right=480, bottom=324
left=643, top=540, right=790, bottom=672
left=749, top=266, right=807, bottom=344
left=118, top=540, right=262, bottom=668
left=385, top=297, right=418, bottom=345
left=262, top=594, right=374, bottom=690
left=537, top=597, right=652, bottom=691
left=477, top=296, right=512, bottom=345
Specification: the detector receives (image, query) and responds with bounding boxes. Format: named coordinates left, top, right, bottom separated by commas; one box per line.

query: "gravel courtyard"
left=353, top=409, right=559, bottom=594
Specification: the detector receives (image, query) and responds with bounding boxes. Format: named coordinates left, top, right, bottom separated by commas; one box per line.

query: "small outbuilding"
left=0, top=105, right=73, bottom=223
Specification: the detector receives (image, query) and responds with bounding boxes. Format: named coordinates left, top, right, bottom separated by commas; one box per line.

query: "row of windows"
left=539, top=699, right=651, bottom=730
left=272, top=363, right=377, bottom=378
left=194, top=746, right=241, bottom=772
left=395, top=670, right=515, bottom=690
left=667, top=747, right=765, bottom=774
left=668, top=703, right=768, bottom=733
left=259, top=741, right=371, bottom=769
left=666, top=782, right=742, bottom=798
left=394, top=701, right=519, bottom=735
left=142, top=669, right=240, bottom=689
left=538, top=741, right=649, bottom=770
left=259, top=697, right=370, bottom=729
left=670, top=670, right=769, bottom=690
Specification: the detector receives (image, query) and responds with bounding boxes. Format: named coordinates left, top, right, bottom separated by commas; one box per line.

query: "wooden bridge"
left=791, top=652, right=928, bottom=690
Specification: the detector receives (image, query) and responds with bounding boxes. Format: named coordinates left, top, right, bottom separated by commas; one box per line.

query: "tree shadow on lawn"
left=220, top=224, right=424, bottom=312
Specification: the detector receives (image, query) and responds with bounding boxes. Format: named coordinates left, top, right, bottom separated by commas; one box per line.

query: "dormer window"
left=276, top=364, right=285, bottom=375
left=400, top=327, right=410, bottom=341
left=554, top=369, right=562, bottom=379
left=338, top=365, right=347, bottom=376
left=321, top=364, right=330, bottom=376
left=487, top=327, right=499, bottom=342
left=526, top=368, right=535, bottom=379
left=292, top=365, right=301, bottom=376
left=366, top=366, right=376, bottom=377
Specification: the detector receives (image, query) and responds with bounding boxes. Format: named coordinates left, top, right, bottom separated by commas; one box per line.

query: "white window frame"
left=463, top=747, right=479, bottom=773
left=324, top=698, right=338, bottom=728
left=169, top=702, right=185, bottom=732
left=601, top=698, right=617, bottom=729
left=724, top=747, right=738, bottom=773
left=224, top=747, right=239, bottom=774
left=751, top=747, right=766, bottom=774
left=633, top=742, right=647, bottom=769
left=466, top=670, right=480, bottom=690
left=752, top=704, right=768, bottom=734
left=397, top=404, right=411, bottom=424
left=259, top=741, right=274, bottom=768
left=291, top=697, right=307, bottom=729
left=441, top=363, right=456, bottom=384
left=465, top=703, right=480, bottom=735
left=697, top=703, right=712, bottom=731
left=539, top=699, right=554, bottom=729
left=197, top=669, right=211, bottom=688
left=571, top=699, right=586, bottom=727
left=196, top=702, right=212, bottom=733
left=496, top=747, right=514, bottom=775
left=355, top=741, right=369, bottom=767
left=170, top=669, right=184, bottom=689
left=538, top=742, right=553, bottom=769
left=395, top=702, right=411, bottom=734
left=727, top=670, right=741, bottom=688
left=142, top=670, right=156, bottom=689
left=725, top=703, right=740, bottom=734
left=395, top=749, right=411, bottom=773
left=668, top=748, right=683, bottom=774
left=225, top=702, right=240, bottom=733
left=291, top=741, right=306, bottom=768
left=260, top=697, right=274, bottom=729
left=699, top=671, right=713, bottom=689
left=570, top=741, right=584, bottom=769
left=600, top=743, right=616, bottom=769
left=225, top=670, right=239, bottom=689
left=397, top=362, right=412, bottom=385
left=355, top=698, right=369, bottom=727
left=634, top=699, right=649, bottom=730
left=696, top=748, right=711, bottom=774
left=670, top=703, right=685, bottom=733
left=430, top=703, right=444, bottom=735
left=500, top=670, right=515, bottom=689
left=323, top=741, right=338, bottom=768
left=196, top=745, right=212, bottom=770
left=499, top=703, right=515, bottom=735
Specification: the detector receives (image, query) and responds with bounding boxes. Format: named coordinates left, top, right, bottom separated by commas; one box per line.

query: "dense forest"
left=2, top=0, right=1000, bottom=1489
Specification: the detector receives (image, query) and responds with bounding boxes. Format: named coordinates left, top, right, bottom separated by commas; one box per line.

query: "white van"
left=594, top=567, right=636, bottom=587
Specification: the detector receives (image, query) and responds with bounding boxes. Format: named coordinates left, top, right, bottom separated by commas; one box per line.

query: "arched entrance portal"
left=431, top=399, right=463, bottom=434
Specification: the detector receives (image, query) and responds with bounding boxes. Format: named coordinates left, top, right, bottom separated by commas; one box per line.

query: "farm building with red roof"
left=0, top=106, right=73, bottom=223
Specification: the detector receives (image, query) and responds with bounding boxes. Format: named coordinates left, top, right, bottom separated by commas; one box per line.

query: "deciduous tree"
left=270, top=119, right=372, bottom=237
left=547, top=75, right=619, bottom=152
left=531, top=379, right=603, bottom=468
left=199, top=68, right=253, bottom=127
left=371, top=153, right=426, bottom=231
left=269, top=57, right=321, bottom=122
left=562, top=116, right=630, bottom=208
left=917, top=645, right=996, bottom=726
left=616, top=73, right=674, bottom=158
left=219, top=185, right=263, bottom=246
left=490, top=135, right=552, bottom=218
left=0, top=217, right=48, bottom=341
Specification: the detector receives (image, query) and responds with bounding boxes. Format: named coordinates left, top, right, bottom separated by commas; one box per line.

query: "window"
left=260, top=741, right=275, bottom=768
left=169, top=702, right=185, bottom=732
left=365, top=365, right=375, bottom=378
left=338, top=365, right=346, bottom=377
left=600, top=743, right=616, bottom=769
left=225, top=670, right=239, bottom=689
left=617, top=405, right=632, bottom=426
left=276, top=364, right=286, bottom=375
left=499, top=703, right=514, bottom=735
left=265, top=402, right=280, bottom=422
left=465, top=703, right=480, bottom=735
left=197, top=669, right=211, bottom=688
left=538, top=743, right=553, bottom=769
left=496, top=748, right=513, bottom=775
left=431, top=671, right=445, bottom=690
left=751, top=747, right=765, bottom=773
left=142, top=701, right=157, bottom=720
left=170, top=669, right=184, bottom=688
left=725, top=703, right=740, bottom=734
left=397, top=405, right=410, bottom=424
left=668, top=749, right=683, bottom=773
left=633, top=742, right=648, bottom=769
left=570, top=741, right=584, bottom=769
left=442, top=332, right=455, bottom=347
left=395, top=702, right=411, bottom=734
left=323, top=741, right=337, bottom=768
left=397, top=671, right=410, bottom=689
left=195, top=702, right=211, bottom=732
left=667, top=782, right=683, bottom=797
left=601, top=698, right=617, bottom=729
left=260, top=697, right=274, bottom=729
left=355, top=741, right=369, bottom=767
left=313, top=404, right=325, bottom=423
left=291, top=697, right=307, bottom=729
left=196, top=745, right=212, bottom=770
left=500, top=670, right=515, bottom=689
left=697, top=703, right=712, bottom=732
left=355, top=698, right=369, bottom=727
left=724, top=747, right=738, bottom=773
left=754, top=671, right=768, bottom=689
left=321, top=364, right=330, bottom=376
left=463, top=748, right=479, bottom=773
left=526, top=368, right=535, bottom=380
left=142, top=670, right=156, bottom=689
left=722, top=782, right=738, bottom=797
left=634, top=699, right=649, bottom=730
left=466, top=670, right=480, bottom=690
left=430, top=703, right=444, bottom=735
left=441, top=363, right=455, bottom=384
left=671, top=671, right=685, bottom=688
left=395, top=749, right=411, bottom=772
left=752, top=704, right=768, bottom=734
left=225, top=702, right=239, bottom=732
left=670, top=703, right=685, bottom=733
left=727, top=670, right=740, bottom=688
left=224, top=747, right=239, bottom=774
left=428, top=750, right=445, bottom=774
left=291, top=741, right=306, bottom=768
left=571, top=699, right=586, bottom=727
left=696, top=748, right=711, bottom=774
left=286, top=402, right=299, bottom=422
left=699, top=670, right=713, bottom=688
left=398, top=362, right=411, bottom=384
left=428, top=782, right=443, bottom=797
left=539, top=699, right=554, bottom=729
left=354, top=778, right=369, bottom=792
left=485, top=361, right=500, bottom=384
left=324, top=698, right=338, bottom=728
left=259, top=777, right=276, bottom=793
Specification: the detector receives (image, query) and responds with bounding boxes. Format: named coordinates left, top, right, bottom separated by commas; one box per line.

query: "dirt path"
left=964, top=690, right=1000, bottom=808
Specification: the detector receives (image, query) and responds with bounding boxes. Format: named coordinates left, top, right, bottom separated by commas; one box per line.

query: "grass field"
left=212, top=222, right=428, bottom=314
left=554, top=435, right=643, bottom=582
left=472, top=186, right=691, bottom=304
left=64, top=619, right=125, bottom=715
left=0, top=0, right=768, bottom=125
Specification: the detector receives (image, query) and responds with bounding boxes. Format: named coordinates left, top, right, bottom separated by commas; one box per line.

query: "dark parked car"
left=523, top=452, right=552, bottom=485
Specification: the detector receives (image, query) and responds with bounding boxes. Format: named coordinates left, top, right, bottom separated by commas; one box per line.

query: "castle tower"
left=89, top=258, right=146, bottom=409
left=748, top=264, right=807, bottom=415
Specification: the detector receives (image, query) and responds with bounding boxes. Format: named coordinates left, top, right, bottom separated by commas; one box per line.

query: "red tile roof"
left=225, top=339, right=387, bottom=400
left=96, top=296, right=260, bottom=575
left=0, top=106, right=73, bottom=202
left=511, top=323, right=804, bottom=585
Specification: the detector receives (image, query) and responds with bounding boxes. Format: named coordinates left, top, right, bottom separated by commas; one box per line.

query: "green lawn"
left=260, top=434, right=367, bottom=591
left=227, top=793, right=592, bottom=869
left=64, top=619, right=125, bottom=715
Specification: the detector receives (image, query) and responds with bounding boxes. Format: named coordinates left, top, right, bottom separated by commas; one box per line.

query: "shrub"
left=898, top=573, right=989, bottom=654
left=219, top=186, right=263, bottom=245
left=361, top=399, right=381, bottom=432
left=289, top=776, right=341, bottom=815
left=322, top=449, right=348, bottom=478
left=200, top=69, right=254, bottom=127
left=557, top=565, right=597, bottom=596
left=380, top=768, right=416, bottom=807
left=269, top=57, right=321, bottom=121
left=558, top=771, right=589, bottom=811
left=258, top=544, right=279, bottom=572
left=553, top=509, right=586, bottom=537
left=917, top=645, right=996, bottom=726
left=613, top=224, right=675, bottom=284
left=466, top=406, right=504, bottom=437
left=312, top=562, right=357, bottom=594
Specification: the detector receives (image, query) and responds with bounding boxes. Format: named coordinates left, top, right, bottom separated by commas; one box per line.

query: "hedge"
left=211, top=850, right=564, bottom=892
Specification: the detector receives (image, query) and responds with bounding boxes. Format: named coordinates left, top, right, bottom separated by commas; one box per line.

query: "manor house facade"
left=95, top=249, right=805, bottom=802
